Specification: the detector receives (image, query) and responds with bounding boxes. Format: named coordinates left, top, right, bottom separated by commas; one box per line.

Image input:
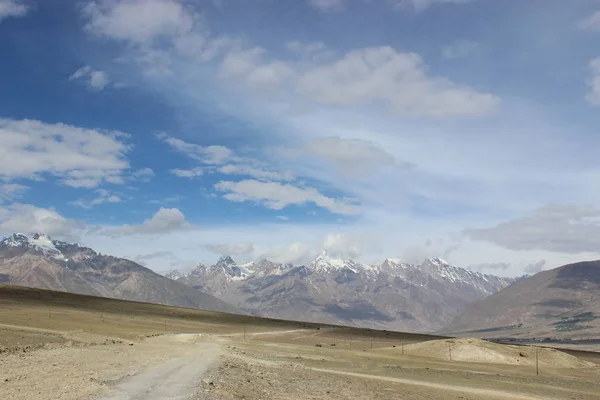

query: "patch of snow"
left=1, top=233, right=66, bottom=261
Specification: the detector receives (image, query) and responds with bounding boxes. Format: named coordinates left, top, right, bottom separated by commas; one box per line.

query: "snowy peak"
left=426, top=257, right=450, bottom=267
left=1, top=233, right=67, bottom=261
left=215, top=255, right=236, bottom=269
left=165, top=269, right=188, bottom=281
left=308, top=250, right=361, bottom=273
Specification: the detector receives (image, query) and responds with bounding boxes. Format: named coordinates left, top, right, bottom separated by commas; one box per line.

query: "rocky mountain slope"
left=0, top=233, right=236, bottom=313
left=167, top=252, right=522, bottom=332
left=440, top=260, right=600, bottom=338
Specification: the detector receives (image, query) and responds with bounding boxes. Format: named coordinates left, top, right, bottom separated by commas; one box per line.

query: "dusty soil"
left=0, top=333, right=210, bottom=400
left=2, top=285, right=600, bottom=400
left=403, top=338, right=597, bottom=367
left=194, top=333, right=600, bottom=400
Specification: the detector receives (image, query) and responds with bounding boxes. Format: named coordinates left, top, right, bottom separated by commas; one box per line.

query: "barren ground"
left=1, top=285, right=600, bottom=399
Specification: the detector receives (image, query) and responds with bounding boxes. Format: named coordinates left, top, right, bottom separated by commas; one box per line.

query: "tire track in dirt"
left=97, top=342, right=219, bottom=400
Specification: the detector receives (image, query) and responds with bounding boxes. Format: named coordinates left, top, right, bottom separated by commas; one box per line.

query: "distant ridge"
left=0, top=233, right=237, bottom=314
left=441, top=260, right=600, bottom=338
left=166, top=251, right=520, bottom=332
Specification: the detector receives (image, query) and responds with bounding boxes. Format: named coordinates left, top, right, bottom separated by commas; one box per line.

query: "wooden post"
left=449, top=343, right=452, bottom=361
left=244, top=324, right=247, bottom=340
left=402, top=342, right=404, bottom=356
left=536, top=347, right=539, bottom=376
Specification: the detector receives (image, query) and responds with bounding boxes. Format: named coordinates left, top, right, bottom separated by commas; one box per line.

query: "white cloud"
left=157, top=133, right=232, bottom=164
left=464, top=204, right=600, bottom=254
left=69, top=66, right=110, bottom=90
left=322, top=233, right=378, bottom=259
left=133, top=250, right=176, bottom=266
left=286, top=40, right=332, bottom=61
left=524, top=259, right=546, bottom=274
left=83, top=0, right=194, bottom=44
left=468, top=262, right=510, bottom=272
left=0, top=183, right=28, bottom=203
left=392, top=0, right=476, bottom=12
left=579, top=10, right=600, bottom=32
left=276, top=215, right=289, bottom=221
left=256, top=232, right=379, bottom=264
left=441, top=39, right=479, bottom=59
left=148, top=196, right=182, bottom=204
left=0, top=0, right=28, bottom=22
left=217, top=164, right=294, bottom=181
left=131, top=167, right=155, bottom=181
left=217, top=44, right=498, bottom=117
left=303, top=137, right=411, bottom=174
left=307, top=0, right=344, bottom=12
left=587, top=57, right=600, bottom=106
left=100, top=207, right=192, bottom=237
left=89, top=70, right=110, bottom=89
left=296, top=46, right=499, bottom=117
left=205, top=242, right=255, bottom=256
left=0, top=204, right=84, bottom=240
left=70, top=188, right=123, bottom=209
left=214, top=179, right=357, bottom=215
left=221, top=47, right=294, bottom=90
left=286, top=41, right=327, bottom=55
left=170, top=167, right=204, bottom=178
left=260, top=241, right=316, bottom=264
left=0, top=118, right=130, bottom=188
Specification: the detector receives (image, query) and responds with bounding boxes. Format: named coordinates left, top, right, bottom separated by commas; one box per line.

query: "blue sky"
left=2, top=0, right=600, bottom=276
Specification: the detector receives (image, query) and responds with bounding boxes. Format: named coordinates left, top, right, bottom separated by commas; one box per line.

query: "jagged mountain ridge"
left=0, top=233, right=236, bottom=313
left=167, top=251, right=522, bottom=332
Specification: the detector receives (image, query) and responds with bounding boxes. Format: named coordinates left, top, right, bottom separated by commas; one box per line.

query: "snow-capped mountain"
left=2, top=233, right=68, bottom=261
left=165, top=251, right=522, bottom=332
left=0, top=233, right=235, bottom=313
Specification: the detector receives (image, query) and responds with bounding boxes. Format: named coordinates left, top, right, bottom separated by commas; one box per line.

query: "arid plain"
left=1, top=285, right=600, bottom=400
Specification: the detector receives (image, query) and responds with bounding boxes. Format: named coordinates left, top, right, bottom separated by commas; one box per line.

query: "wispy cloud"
left=0, top=0, right=29, bottom=23
left=578, top=10, right=600, bottom=32
left=464, top=204, right=600, bottom=253
left=131, top=168, right=155, bottom=182
left=307, top=0, right=344, bottom=13
left=70, top=189, right=123, bottom=209
left=99, top=207, right=193, bottom=237
left=587, top=57, right=600, bottom=106
left=157, top=133, right=232, bottom=164
left=69, top=66, right=110, bottom=90
left=441, top=39, right=479, bottom=59
left=215, top=179, right=358, bottom=215
left=205, top=242, right=255, bottom=255
left=0, top=118, right=130, bottom=188
left=0, top=183, right=28, bottom=203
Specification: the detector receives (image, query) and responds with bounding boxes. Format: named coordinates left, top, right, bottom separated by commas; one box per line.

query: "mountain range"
left=0, top=233, right=236, bottom=314
left=166, top=252, right=524, bottom=332
left=14, top=232, right=594, bottom=336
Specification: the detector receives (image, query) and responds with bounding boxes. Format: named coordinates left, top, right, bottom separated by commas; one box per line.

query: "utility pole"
left=401, top=342, right=404, bottom=356
left=244, top=324, right=247, bottom=341
left=449, top=343, right=452, bottom=361
left=536, top=347, right=539, bottom=376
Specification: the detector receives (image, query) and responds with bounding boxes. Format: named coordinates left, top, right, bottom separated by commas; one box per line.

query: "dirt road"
left=98, top=342, right=219, bottom=400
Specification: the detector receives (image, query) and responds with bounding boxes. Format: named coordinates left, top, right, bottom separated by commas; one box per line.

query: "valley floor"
left=1, top=285, right=600, bottom=399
